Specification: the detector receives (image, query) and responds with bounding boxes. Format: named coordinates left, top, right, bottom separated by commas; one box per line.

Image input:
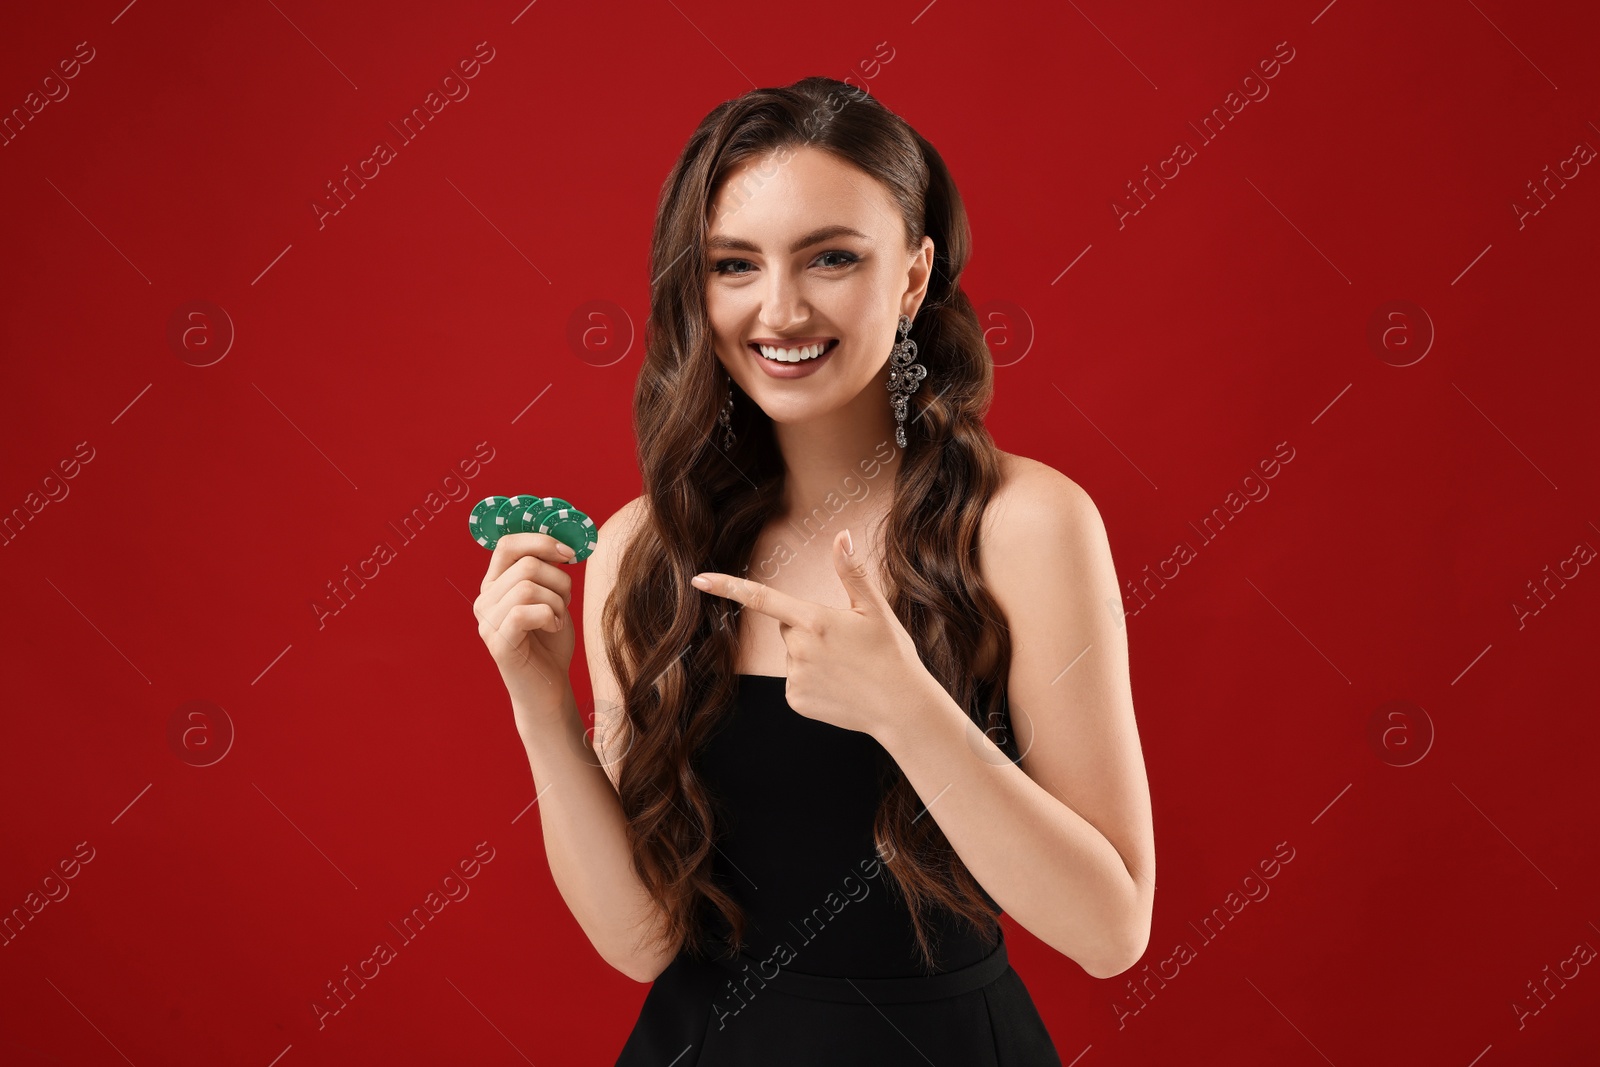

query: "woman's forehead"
left=708, top=148, right=894, bottom=244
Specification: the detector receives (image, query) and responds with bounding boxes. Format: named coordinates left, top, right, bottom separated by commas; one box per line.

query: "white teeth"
left=757, top=341, right=830, bottom=363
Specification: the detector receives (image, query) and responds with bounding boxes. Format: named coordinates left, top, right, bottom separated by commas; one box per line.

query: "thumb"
left=833, top=528, right=883, bottom=612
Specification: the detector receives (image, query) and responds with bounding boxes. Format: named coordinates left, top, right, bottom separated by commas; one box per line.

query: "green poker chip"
left=534, top=505, right=597, bottom=563
left=522, top=496, right=573, bottom=519
left=494, top=494, right=542, bottom=538
left=518, top=497, right=573, bottom=541
left=469, top=495, right=509, bottom=549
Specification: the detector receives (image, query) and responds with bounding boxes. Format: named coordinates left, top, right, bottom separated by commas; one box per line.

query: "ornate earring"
left=886, top=312, right=927, bottom=448
left=718, top=375, right=736, bottom=451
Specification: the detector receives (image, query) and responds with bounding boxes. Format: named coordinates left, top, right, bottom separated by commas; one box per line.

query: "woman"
left=474, top=76, right=1154, bottom=1065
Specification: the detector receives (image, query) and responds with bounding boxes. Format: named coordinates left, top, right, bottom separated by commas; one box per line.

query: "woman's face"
left=703, top=145, right=934, bottom=427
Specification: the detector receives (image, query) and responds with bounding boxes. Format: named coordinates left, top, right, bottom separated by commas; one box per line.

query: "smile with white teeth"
left=755, top=340, right=834, bottom=363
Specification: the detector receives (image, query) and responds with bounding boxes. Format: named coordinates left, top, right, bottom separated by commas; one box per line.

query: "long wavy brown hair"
left=602, top=75, right=1017, bottom=973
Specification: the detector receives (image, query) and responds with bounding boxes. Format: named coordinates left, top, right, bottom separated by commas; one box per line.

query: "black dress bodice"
left=689, top=673, right=1005, bottom=978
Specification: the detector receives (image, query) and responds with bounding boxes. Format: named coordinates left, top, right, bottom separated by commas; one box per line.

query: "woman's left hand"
left=690, top=528, right=937, bottom=738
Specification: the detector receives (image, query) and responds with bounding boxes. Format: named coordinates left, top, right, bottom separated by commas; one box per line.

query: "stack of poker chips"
left=468, top=495, right=597, bottom=561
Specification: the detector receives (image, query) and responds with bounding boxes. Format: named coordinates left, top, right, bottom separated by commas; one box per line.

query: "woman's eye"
left=711, top=251, right=858, bottom=275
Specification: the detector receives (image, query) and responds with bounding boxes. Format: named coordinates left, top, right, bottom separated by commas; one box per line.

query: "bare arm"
left=523, top=497, right=683, bottom=983
left=873, top=464, right=1154, bottom=978
left=522, top=696, right=678, bottom=982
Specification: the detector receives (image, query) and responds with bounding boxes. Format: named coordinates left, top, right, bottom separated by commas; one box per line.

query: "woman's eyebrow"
left=706, top=224, right=871, bottom=254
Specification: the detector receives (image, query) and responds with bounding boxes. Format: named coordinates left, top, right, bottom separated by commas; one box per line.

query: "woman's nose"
left=757, top=270, right=810, bottom=331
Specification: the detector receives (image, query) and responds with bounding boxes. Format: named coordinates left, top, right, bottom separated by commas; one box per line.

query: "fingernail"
left=560, top=543, right=576, bottom=559
left=843, top=529, right=855, bottom=557
left=691, top=574, right=712, bottom=590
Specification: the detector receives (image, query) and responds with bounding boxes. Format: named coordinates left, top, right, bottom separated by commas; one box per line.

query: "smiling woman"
left=480, top=74, right=1151, bottom=1067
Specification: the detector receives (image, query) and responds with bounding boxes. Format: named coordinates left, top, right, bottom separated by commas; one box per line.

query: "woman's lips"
left=749, top=338, right=837, bottom=379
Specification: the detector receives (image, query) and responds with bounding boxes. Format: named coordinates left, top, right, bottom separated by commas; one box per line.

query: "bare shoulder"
left=983, top=452, right=1100, bottom=550
left=596, top=494, right=651, bottom=553
left=979, top=453, right=1113, bottom=618
left=584, top=494, right=651, bottom=605
left=971, top=454, right=1102, bottom=674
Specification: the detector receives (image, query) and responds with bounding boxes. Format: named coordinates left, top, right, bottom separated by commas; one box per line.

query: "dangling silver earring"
left=718, top=375, right=736, bottom=451
left=886, top=312, right=927, bottom=448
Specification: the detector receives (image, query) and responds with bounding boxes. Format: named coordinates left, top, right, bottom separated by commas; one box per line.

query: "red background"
left=3, top=0, right=1597, bottom=1063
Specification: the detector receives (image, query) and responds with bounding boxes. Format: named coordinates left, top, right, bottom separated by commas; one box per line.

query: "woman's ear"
left=903, top=235, right=935, bottom=317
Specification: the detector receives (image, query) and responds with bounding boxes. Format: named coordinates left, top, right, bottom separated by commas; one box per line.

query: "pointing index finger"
left=692, top=572, right=814, bottom=629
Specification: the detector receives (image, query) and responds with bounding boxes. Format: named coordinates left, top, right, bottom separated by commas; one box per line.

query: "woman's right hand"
left=474, top=531, right=580, bottom=732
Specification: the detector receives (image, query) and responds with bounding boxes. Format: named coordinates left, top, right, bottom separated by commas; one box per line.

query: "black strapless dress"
left=615, top=674, right=1064, bottom=1066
